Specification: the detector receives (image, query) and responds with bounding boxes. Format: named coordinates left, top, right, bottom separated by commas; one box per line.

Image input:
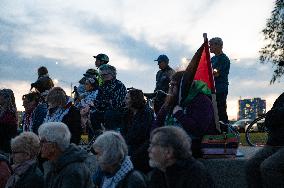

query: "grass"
left=239, top=132, right=268, bottom=146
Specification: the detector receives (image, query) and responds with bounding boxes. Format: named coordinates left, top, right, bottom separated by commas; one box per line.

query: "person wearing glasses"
left=38, top=122, right=93, bottom=188
left=148, top=126, right=214, bottom=188
left=5, top=132, right=43, bottom=188
left=91, top=64, right=127, bottom=133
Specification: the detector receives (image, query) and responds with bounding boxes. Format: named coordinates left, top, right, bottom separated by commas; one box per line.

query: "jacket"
left=44, top=144, right=94, bottom=188
left=148, top=157, right=214, bottom=188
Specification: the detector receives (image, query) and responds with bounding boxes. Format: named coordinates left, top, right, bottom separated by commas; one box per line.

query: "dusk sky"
left=0, top=0, right=283, bottom=120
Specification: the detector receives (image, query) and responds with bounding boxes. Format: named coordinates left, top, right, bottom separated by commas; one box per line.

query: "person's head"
left=0, top=89, right=16, bottom=113
left=93, top=131, right=128, bottom=173
left=93, top=53, right=109, bottom=68
left=46, top=87, right=66, bottom=109
left=155, top=54, right=169, bottom=70
left=209, top=37, right=223, bottom=55
left=148, top=126, right=192, bottom=171
left=11, top=132, right=40, bottom=165
left=37, top=66, right=48, bottom=77
left=85, top=78, right=99, bottom=91
left=125, top=88, right=146, bottom=110
left=99, top=64, right=116, bottom=81
left=83, top=68, right=98, bottom=78
left=38, top=122, right=71, bottom=160
left=164, top=71, right=184, bottom=107
left=22, top=92, right=41, bottom=112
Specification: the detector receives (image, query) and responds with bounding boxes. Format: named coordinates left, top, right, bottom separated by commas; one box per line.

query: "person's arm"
left=173, top=95, right=214, bottom=137
left=151, top=104, right=169, bottom=131
left=111, top=82, right=127, bottom=110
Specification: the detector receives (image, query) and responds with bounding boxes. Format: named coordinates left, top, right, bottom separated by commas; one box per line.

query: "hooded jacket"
left=44, top=144, right=94, bottom=188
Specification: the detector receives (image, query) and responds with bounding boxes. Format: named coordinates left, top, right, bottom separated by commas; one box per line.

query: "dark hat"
left=83, top=69, right=98, bottom=77
left=93, top=53, right=109, bottom=63
left=154, top=54, right=169, bottom=63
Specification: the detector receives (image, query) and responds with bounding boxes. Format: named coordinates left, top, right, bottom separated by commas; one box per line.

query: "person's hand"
left=173, top=105, right=182, bottom=114
left=213, top=69, right=220, bottom=77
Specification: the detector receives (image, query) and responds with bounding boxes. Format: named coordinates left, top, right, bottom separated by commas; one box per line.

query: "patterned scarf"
left=5, top=159, right=36, bottom=188
left=101, top=156, right=134, bottom=188
left=44, top=107, right=70, bottom=123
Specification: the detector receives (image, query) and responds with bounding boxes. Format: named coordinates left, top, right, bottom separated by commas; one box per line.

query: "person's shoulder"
left=220, top=53, right=230, bottom=62
left=122, top=170, right=148, bottom=188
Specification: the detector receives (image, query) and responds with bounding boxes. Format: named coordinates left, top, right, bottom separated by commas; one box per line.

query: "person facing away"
left=5, top=132, right=43, bottom=188
left=30, top=66, right=54, bottom=94
left=0, top=89, right=18, bottom=153
left=38, top=122, right=94, bottom=188
left=148, top=126, right=214, bottom=188
left=209, top=37, right=230, bottom=124
left=22, top=92, right=47, bottom=134
left=153, top=54, right=175, bottom=114
left=152, top=71, right=218, bottom=158
left=92, top=131, right=147, bottom=188
left=124, top=88, right=154, bottom=173
left=245, top=92, right=284, bottom=188
left=44, top=87, right=82, bottom=144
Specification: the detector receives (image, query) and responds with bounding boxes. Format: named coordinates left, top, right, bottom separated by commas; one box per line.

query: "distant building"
left=238, top=98, right=266, bottom=120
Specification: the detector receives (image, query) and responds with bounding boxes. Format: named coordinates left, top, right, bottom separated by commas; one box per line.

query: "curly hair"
left=128, top=89, right=146, bottom=110
left=0, top=89, right=17, bottom=114
left=11, top=132, right=40, bottom=159
left=22, top=91, right=41, bottom=103
left=46, top=87, right=66, bottom=107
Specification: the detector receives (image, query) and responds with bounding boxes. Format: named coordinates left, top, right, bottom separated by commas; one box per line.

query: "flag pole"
left=203, top=33, right=221, bottom=132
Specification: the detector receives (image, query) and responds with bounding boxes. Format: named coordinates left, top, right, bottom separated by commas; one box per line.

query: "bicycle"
left=245, top=114, right=268, bottom=146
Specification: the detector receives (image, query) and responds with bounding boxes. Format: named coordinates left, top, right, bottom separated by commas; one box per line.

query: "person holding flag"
left=152, top=38, right=219, bottom=158
left=209, top=37, right=230, bottom=124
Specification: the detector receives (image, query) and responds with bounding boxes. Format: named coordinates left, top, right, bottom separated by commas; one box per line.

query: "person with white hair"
left=38, top=122, right=93, bottom=188
left=92, top=131, right=147, bottom=188
left=5, top=132, right=43, bottom=188
left=148, top=126, right=214, bottom=188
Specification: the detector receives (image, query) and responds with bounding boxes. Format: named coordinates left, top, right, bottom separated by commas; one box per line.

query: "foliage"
left=259, top=0, right=284, bottom=84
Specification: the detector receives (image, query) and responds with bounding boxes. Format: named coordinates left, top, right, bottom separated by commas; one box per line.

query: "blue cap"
left=154, top=54, right=169, bottom=63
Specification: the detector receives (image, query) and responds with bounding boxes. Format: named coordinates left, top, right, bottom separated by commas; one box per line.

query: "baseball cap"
left=83, top=69, right=98, bottom=77
left=93, top=53, right=109, bottom=63
left=154, top=54, right=169, bottom=63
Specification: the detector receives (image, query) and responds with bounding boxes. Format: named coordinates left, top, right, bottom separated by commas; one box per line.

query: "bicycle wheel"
left=245, top=114, right=268, bottom=146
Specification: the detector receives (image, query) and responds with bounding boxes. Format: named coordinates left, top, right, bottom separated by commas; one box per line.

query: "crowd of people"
left=0, top=37, right=283, bottom=188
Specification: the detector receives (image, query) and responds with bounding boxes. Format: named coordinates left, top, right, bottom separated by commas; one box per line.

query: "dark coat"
left=8, top=163, right=44, bottom=188
left=125, top=106, right=154, bottom=173
left=117, top=170, right=147, bottom=188
left=148, top=157, right=215, bottom=188
left=44, top=144, right=93, bottom=188
left=0, top=154, right=11, bottom=188
left=32, top=103, right=48, bottom=134
left=0, top=111, right=17, bottom=153
left=62, top=105, right=82, bottom=145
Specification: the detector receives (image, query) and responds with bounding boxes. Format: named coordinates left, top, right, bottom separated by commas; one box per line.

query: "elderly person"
left=44, top=87, right=82, bottom=144
left=38, top=122, right=93, bottom=188
left=125, top=88, right=154, bottom=173
left=91, top=64, right=127, bottom=132
left=92, top=131, right=147, bottom=188
left=0, top=89, right=17, bottom=153
left=152, top=71, right=218, bottom=157
left=5, top=132, right=43, bottom=188
left=148, top=126, right=214, bottom=188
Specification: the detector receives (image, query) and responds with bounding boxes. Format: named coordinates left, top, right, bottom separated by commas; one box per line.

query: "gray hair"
left=99, top=64, right=117, bottom=78
left=151, top=126, right=192, bottom=159
left=93, top=131, right=128, bottom=166
left=38, top=122, right=71, bottom=151
left=209, top=37, right=223, bottom=47
left=11, top=132, right=40, bottom=159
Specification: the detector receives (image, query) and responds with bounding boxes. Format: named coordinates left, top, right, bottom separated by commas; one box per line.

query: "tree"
left=259, top=0, right=284, bottom=84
